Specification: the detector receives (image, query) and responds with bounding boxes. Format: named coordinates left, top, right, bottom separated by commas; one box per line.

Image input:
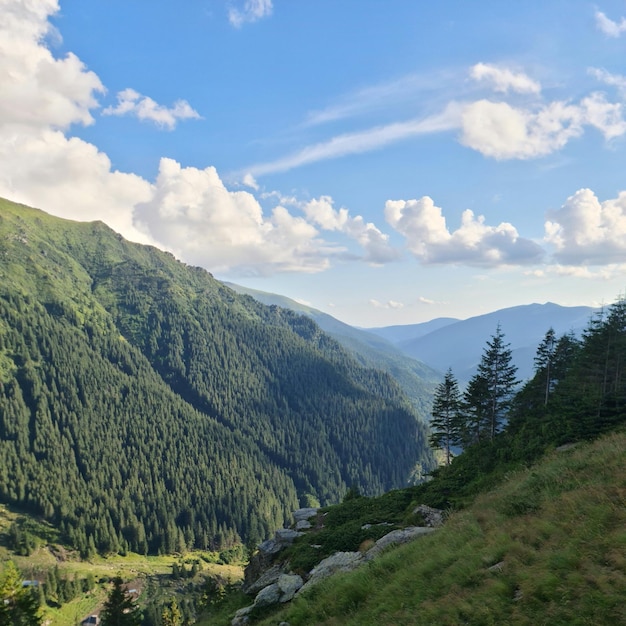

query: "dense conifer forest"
left=0, top=198, right=434, bottom=556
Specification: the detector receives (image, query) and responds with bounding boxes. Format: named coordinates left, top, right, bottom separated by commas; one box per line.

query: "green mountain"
left=0, top=198, right=435, bottom=556
left=224, top=282, right=442, bottom=417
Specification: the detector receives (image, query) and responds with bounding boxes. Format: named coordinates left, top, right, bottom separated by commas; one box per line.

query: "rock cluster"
left=233, top=504, right=443, bottom=625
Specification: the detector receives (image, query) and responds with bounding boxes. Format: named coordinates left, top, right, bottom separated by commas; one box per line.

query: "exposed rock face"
left=299, top=551, right=364, bottom=594
left=413, top=504, right=445, bottom=528
left=243, top=526, right=303, bottom=593
left=293, top=507, right=319, bottom=522
left=275, top=574, right=304, bottom=602
left=243, top=564, right=283, bottom=596
left=363, top=527, right=437, bottom=561
left=254, top=583, right=282, bottom=607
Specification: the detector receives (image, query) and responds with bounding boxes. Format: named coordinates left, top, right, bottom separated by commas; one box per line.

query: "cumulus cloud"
left=385, top=196, right=544, bottom=266
left=469, top=63, right=541, bottom=94
left=0, top=0, right=104, bottom=130
left=302, top=196, right=400, bottom=264
left=102, top=88, right=200, bottom=130
left=544, top=188, right=626, bottom=264
left=595, top=10, right=626, bottom=37
left=134, top=158, right=335, bottom=275
left=459, top=100, right=583, bottom=159
left=228, top=0, right=273, bottom=27
left=0, top=127, right=153, bottom=242
left=0, top=0, right=153, bottom=242
left=459, top=94, right=626, bottom=159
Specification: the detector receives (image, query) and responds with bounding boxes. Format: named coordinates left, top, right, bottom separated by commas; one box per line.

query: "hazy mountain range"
left=229, top=284, right=596, bottom=385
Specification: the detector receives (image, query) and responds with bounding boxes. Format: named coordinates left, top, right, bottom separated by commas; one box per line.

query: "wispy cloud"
left=228, top=0, right=273, bottom=28
left=245, top=103, right=462, bottom=176
left=589, top=67, right=626, bottom=97
left=369, top=299, right=405, bottom=310
left=304, top=70, right=461, bottom=127
left=102, top=88, right=201, bottom=130
left=469, top=63, right=541, bottom=94
left=595, top=10, right=626, bottom=37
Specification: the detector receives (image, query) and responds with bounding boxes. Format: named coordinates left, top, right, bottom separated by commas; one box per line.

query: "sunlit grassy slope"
left=251, top=430, right=626, bottom=626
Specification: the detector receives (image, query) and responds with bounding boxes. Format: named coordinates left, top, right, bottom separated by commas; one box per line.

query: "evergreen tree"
left=100, top=577, right=141, bottom=626
left=429, top=368, right=462, bottom=465
left=460, top=373, right=491, bottom=447
left=162, top=598, right=182, bottom=626
left=534, top=327, right=557, bottom=405
left=475, top=324, right=518, bottom=440
left=0, top=561, right=42, bottom=626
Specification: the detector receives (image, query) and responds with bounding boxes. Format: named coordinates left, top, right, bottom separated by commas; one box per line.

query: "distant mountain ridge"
left=369, top=303, right=596, bottom=382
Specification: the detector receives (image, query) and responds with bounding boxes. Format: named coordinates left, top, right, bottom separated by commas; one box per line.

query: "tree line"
left=426, top=296, right=626, bottom=505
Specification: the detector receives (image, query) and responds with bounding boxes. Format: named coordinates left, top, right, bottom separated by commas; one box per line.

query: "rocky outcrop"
left=243, top=525, right=306, bottom=594
left=298, top=551, right=364, bottom=594
left=233, top=505, right=443, bottom=625
left=413, top=504, right=445, bottom=528
left=363, top=526, right=437, bottom=560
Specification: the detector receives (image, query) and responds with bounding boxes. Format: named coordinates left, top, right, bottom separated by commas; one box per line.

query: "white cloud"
left=526, top=263, right=626, bottom=280
left=369, top=299, right=405, bottom=310
left=0, top=0, right=103, bottom=130
left=588, top=67, right=626, bottom=96
left=102, top=88, right=200, bottom=130
left=304, top=69, right=461, bottom=127
left=459, top=95, right=626, bottom=159
left=246, top=103, right=462, bottom=176
left=385, top=196, right=544, bottom=266
left=0, top=0, right=152, bottom=243
left=595, top=10, right=626, bottom=37
left=544, top=188, right=626, bottom=264
left=580, top=92, right=626, bottom=139
left=228, top=0, right=273, bottom=27
left=302, top=196, right=400, bottom=264
left=134, top=158, right=335, bottom=275
left=242, top=173, right=259, bottom=190
left=459, top=99, right=584, bottom=159
left=469, top=63, right=541, bottom=94
left=0, top=127, right=153, bottom=242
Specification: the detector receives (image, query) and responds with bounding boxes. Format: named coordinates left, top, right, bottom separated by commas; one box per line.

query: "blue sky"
left=2, top=0, right=626, bottom=326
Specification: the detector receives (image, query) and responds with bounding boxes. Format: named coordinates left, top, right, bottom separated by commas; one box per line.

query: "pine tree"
left=162, top=598, right=182, bottom=626
left=534, top=327, right=557, bottom=405
left=460, top=373, right=491, bottom=446
left=429, top=368, right=462, bottom=465
left=0, top=561, right=42, bottom=626
left=100, top=577, right=141, bottom=626
left=472, top=324, right=518, bottom=440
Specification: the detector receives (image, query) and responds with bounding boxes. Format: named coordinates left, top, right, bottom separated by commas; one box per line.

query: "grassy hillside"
left=249, top=429, right=626, bottom=625
left=0, top=197, right=435, bottom=556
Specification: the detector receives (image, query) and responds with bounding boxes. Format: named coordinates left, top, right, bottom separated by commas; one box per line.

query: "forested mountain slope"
left=0, top=198, right=434, bottom=556
left=225, top=282, right=442, bottom=416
